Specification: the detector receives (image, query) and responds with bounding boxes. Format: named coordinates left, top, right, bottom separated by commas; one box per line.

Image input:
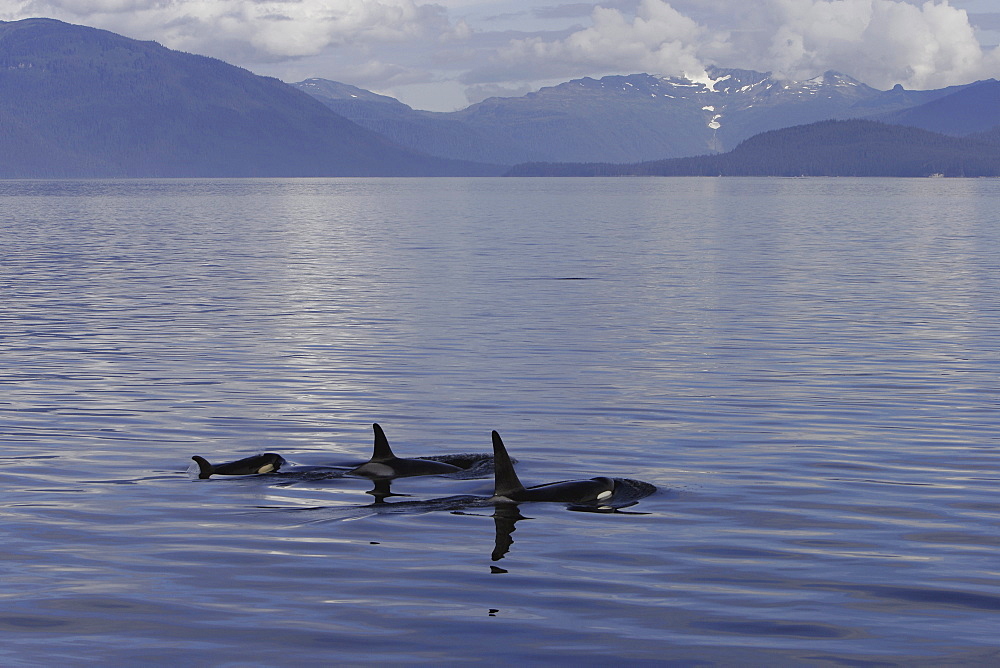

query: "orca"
left=490, top=430, right=615, bottom=504
left=349, top=423, right=463, bottom=479
left=191, top=453, right=286, bottom=479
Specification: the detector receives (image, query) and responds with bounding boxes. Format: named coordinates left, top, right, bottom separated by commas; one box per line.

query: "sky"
left=3, top=0, right=1000, bottom=111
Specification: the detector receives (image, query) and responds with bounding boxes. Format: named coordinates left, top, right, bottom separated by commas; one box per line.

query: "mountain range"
left=0, top=18, right=498, bottom=177
left=294, top=70, right=1000, bottom=166
left=1, top=17, right=997, bottom=178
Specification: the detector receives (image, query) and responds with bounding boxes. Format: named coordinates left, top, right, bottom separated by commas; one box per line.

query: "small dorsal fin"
left=491, top=431, right=526, bottom=498
left=191, top=455, right=214, bottom=479
left=370, top=423, right=396, bottom=462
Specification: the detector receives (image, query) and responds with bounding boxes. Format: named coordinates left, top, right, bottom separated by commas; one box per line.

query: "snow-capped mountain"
left=294, top=67, right=979, bottom=166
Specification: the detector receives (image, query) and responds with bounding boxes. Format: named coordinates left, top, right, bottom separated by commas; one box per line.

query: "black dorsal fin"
left=491, top=431, right=526, bottom=498
left=191, top=455, right=214, bottom=479
left=370, top=423, right=396, bottom=462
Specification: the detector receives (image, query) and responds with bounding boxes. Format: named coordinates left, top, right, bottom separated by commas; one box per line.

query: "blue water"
left=2, top=177, right=999, bottom=665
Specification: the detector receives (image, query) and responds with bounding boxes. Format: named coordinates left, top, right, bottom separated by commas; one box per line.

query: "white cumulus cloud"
left=491, top=0, right=717, bottom=81
left=757, top=0, right=997, bottom=88
left=479, top=0, right=1000, bottom=90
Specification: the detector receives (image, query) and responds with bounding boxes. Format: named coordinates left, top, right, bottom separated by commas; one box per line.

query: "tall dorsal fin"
left=370, top=423, right=396, bottom=462
left=491, top=431, right=526, bottom=498
left=191, top=455, right=214, bottom=479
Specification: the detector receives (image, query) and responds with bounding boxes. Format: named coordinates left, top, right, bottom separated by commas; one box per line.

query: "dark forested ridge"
left=506, top=120, right=1000, bottom=177
left=0, top=18, right=499, bottom=177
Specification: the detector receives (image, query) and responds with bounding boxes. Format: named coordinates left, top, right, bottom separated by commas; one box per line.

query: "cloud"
left=532, top=0, right=635, bottom=20
left=532, top=3, right=594, bottom=20
left=476, top=0, right=1000, bottom=90
left=464, top=81, right=535, bottom=104
left=3, top=0, right=998, bottom=110
left=2, top=0, right=460, bottom=60
left=481, top=0, right=717, bottom=82
left=0, top=0, right=477, bottom=99
left=754, top=0, right=996, bottom=89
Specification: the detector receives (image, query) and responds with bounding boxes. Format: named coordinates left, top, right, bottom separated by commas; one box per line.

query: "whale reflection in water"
left=366, top=478, right=414, bottom=504
left=488, top=489, right=656, bottom=560
left=491, top=504, right=528, bottom=561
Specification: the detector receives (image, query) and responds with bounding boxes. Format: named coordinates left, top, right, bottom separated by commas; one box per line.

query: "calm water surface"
left=2, top=177, right=999, bottom=665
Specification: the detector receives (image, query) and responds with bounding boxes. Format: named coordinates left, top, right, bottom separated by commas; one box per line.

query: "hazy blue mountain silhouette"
left=871, top=79, right=1000, bottom=136
left=506, top=120, right=1000, bottom=177
left=0, top=18, right=500, bottom=177
left=294, top=78, right=501, bottom=165
left=295, top=69, right=986, bottom=166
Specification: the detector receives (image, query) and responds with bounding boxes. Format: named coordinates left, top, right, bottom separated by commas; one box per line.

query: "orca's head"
left=255, top=453, right=286, bottom=474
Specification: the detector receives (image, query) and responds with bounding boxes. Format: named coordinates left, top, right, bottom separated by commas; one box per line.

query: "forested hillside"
left=507, top=120, right=1000, bottom=177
